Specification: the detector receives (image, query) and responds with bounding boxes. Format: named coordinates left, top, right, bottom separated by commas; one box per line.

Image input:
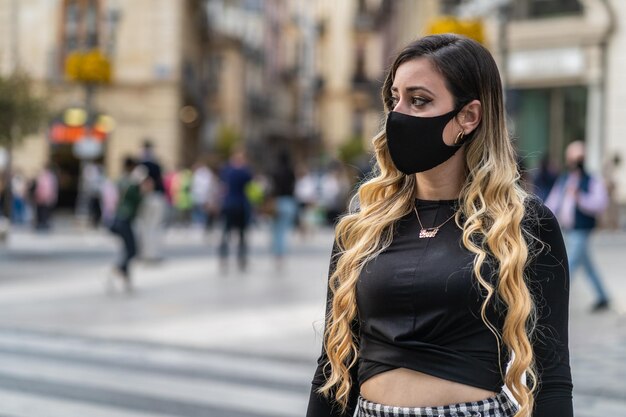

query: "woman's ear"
left=458, top=99, right=482, bottom=135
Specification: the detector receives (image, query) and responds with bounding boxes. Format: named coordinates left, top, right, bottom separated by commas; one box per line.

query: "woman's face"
left=390, top=57, right=462, bottom=147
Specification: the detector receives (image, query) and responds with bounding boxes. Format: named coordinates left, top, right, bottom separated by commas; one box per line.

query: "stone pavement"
left=0, top=219, right=625, bottom=416
left=567, top=231, right=626, bottom=416
left=0, top=221, right=331, bottom=360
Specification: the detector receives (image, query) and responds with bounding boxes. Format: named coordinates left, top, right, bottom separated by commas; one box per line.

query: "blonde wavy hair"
left=318, top=34, right=537, bottom=417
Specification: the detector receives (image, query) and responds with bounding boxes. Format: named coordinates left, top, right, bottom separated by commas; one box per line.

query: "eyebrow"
left=390, top=86, right=435, bottom=95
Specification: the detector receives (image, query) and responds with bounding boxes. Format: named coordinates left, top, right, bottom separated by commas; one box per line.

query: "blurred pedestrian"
left=82, top=162, right=105, bottom=228
left=10, top=171, right=27, bottom=225
left=546, top=140, right=610, bottom=312
left=319, top=161, right=350, bottom=226
left=191, top=159, right=218, bottom=231
left=172, top=166, right=193, bottom=225
left=33, top=164, right=58, bottom=231
left=218, top=149, right=253, bottom=272
left=100, top=177, right=119, bottom=228
left=269, top=150, right=298, bottom=270
left=532, top=154, right=558, bottom=201
left=108, top=158, right=150, bottom=293
left=295, top=166, right=321, bottom=237
left=138, top=139, right=167, bottom=262
left=162, top=168, right=177, bottom=225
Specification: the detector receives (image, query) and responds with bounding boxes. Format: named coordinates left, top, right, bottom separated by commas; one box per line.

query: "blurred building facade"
left=0, top=0, right=329, bottom=206
left=203, top=0, right=319, bottom=167
left=1, top=0, right=625, bottom=207
left=442, top=0, right=625, bottom=202
left=0, top=0, right=212, bottom=207
left=312, top=0, right=441, bottom=156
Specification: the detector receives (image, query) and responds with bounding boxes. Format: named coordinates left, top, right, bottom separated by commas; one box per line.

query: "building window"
left=440, top=0, right=462, bottom=15
left=442, top=0, right=583, bottom=19
left=353, top=45, right=367, bottom=84
left=510, top=0, right=583, bottom=20
left=61, top=0, right=101, bottom=56
left=507, top=85, right=587, bottom=171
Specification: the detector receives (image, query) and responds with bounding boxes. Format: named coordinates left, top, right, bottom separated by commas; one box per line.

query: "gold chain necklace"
left=413, top=207, right=457, bottom=238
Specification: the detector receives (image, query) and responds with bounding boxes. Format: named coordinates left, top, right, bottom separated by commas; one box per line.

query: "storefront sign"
left=508, top=47, right=585, bottom=81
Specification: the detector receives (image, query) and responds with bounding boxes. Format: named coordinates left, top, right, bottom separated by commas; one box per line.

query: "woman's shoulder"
left=522, top=196, right=567, bottom=268
left=523, top=195, right=561, bottom=238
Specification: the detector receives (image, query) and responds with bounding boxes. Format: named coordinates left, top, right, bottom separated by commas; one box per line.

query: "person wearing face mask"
left=546, top=140, right=610, bottom=312
left=306, top=34, right=572, bottom=417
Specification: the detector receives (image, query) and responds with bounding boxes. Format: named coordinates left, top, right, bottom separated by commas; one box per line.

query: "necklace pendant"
left=419, top=227, right=439, bottom=238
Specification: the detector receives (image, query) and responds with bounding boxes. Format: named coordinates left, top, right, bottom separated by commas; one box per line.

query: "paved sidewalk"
left=1, top=221, right=625, bottom=415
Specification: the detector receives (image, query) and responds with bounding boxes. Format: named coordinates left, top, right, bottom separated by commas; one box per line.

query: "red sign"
left=49, top=123, right=108, bottom=144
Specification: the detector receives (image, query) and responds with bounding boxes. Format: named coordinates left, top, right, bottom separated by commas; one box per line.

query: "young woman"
left=306, top=34, right=572, bottom=417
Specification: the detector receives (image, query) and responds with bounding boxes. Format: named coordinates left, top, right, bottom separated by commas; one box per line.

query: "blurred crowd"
left=1, top=137, right=622, bottom=301
left=0, top=140, right=360, bottom=289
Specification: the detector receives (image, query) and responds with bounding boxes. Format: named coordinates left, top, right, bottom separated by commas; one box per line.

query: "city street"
left=0, top=219, right=625, bottom=417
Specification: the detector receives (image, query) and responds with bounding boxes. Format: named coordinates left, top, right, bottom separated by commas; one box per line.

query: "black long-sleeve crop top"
left=306, top=197, right=573, bottom=417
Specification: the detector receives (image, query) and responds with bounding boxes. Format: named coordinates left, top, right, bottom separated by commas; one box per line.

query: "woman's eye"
left=411, top=96, right=430, bottom=106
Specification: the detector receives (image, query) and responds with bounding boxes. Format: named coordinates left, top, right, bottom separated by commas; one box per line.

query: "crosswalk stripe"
left=0, top=331, right=312, bottom=417
left=0, top=373, right=277, bottom=417
left=0, top=387, right=170, bottom=417
left=0, top=330, right=317, bottom=387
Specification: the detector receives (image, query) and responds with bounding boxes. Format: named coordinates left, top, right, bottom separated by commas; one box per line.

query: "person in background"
left=546, top=140, right=610, bottom=312
left=10, top=170, right=27, bottom=225
left=218, top=149, right=253, bottom=272
left=269, top=150, right=298, bottom=270
left=307, top=34, right=572, bottom=417
left=82, top=162, right=105, bottom=228
left=172, top=166, right=193, bottom=225
left=138, top=139, right=167, bottom=262
left=33, top=164, right=58, bottom=231
left=532, top=154, right=558, bottom=201
left=295, top=166, right=321, bottom=238
left=191, top=159, right=218, bottom=231
left=319, top=161, right=350, bottom=227
left=108, top=157, right=151, bottom=293
left=162, top=168, right=177, bottom=226
left=100, top=176, right=119, bottom=228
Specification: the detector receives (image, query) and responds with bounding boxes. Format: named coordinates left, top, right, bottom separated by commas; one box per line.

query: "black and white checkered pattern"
left=357, top=391, right=518, bottom=417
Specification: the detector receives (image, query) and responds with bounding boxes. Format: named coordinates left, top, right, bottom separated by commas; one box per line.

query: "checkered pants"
left=356, top=391, right=518, bottom=417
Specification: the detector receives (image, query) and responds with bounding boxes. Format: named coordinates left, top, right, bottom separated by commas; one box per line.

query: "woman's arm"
left=306, top=242, right=360, bottom=417
left=526, top=201, right=574, bottom=417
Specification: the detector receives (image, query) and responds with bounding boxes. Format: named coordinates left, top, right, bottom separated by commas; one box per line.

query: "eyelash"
left=390, top=96, right=431, bottom=107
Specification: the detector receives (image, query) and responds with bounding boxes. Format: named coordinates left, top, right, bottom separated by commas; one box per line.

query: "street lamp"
left=65, top=1, right=121, bottom=221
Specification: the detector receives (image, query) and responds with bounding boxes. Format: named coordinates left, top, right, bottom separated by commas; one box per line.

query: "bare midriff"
left=360, top=368, right=497, bottom=408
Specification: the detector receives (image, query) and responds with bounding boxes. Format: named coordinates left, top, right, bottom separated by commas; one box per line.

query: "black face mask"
left=571, top=160, right=585, bottom=172
left=385, top=108, right=472, bottom=175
